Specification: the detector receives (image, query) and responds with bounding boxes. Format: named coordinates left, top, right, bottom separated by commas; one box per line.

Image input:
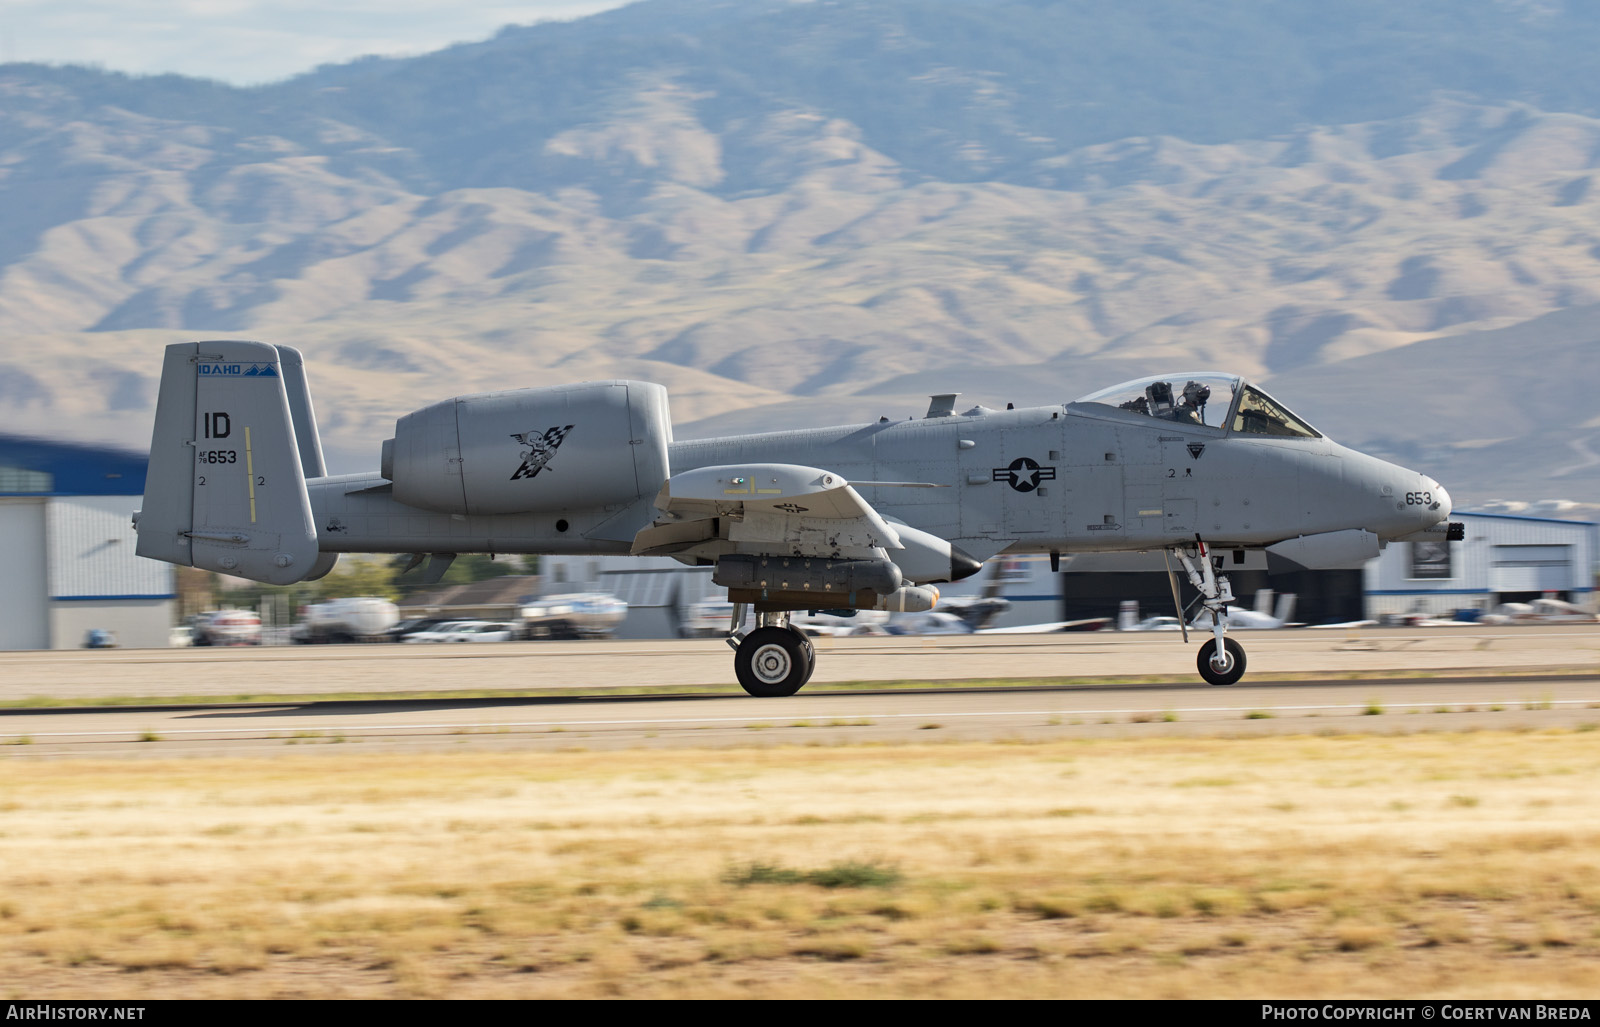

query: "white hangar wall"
left=0, top=499, right=51, bottom=650
left=47, top=495, right=175, bottom=649
left=1364, top=512, right=1598, bottom=619
left=0, top=437, right=176, bottom=650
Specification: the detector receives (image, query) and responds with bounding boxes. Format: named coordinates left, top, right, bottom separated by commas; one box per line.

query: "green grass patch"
left=722, top=859, right=904, bottom=889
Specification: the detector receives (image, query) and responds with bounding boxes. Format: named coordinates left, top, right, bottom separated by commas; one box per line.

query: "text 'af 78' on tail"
left=134, top=340, right=336, bottom=585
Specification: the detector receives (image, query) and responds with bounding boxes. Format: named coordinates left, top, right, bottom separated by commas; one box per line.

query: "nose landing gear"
left=729, top=606, right=816, bottom=697
left=1169, top=539, right=1247, bottom=686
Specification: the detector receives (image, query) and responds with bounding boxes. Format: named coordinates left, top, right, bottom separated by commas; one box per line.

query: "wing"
left=631, top=463, right=904, bottom=560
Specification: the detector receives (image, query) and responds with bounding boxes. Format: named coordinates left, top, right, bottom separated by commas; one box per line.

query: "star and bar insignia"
left=992, top=457, right=1057, bottom=493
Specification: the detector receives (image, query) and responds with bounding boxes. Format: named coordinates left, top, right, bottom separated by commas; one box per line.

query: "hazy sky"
left=0, top=1, right=632, bottom=85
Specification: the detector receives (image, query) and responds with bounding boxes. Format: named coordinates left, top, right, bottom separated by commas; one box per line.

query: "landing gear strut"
left=1170, top=540, right=1247, bottom=686
left=729, top=606, right=815, bottom=697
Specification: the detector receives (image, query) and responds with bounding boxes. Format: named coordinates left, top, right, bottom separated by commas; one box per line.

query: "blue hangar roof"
left=0, top=434, right=147, bottom=496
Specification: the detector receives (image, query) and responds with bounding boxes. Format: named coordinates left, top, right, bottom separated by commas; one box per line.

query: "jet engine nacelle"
left=381, top=380, right=672, bottom=516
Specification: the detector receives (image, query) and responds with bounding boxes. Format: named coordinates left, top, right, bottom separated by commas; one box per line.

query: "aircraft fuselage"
left=306, top=400, right=1445, bottom=560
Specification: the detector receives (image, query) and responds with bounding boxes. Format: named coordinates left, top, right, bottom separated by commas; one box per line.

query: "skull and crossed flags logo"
left=510, top=425, right=574, bottom=480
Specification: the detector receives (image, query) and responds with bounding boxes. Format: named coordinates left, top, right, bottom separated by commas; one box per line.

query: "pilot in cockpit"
left=1176, top=380, right=1211, bottom=425
left=1102, top=375, right=1225, bottom=428
left=1133, top=380, right=1212, bottom=425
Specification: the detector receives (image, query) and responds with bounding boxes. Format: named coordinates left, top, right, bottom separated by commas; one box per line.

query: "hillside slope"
left=0, top=0, right=1596, bottom=507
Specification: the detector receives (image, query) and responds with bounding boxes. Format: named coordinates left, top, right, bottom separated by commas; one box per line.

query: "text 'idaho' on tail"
left=134, top=340, right=335, bottom=586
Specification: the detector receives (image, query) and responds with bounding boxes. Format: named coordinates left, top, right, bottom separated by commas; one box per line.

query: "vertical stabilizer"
left=135, top=344, right=199, bottom=569
left=135, top=340, right=320, bottom=585
left=278, top=345, right=327, bottom=480
left=277, top=344, right=340, bottom=581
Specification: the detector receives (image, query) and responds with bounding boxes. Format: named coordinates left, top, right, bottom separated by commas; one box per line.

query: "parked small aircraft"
left=134, top=342, right=1460, bottom=694
left=1144, top=588, right=1298, bottom=630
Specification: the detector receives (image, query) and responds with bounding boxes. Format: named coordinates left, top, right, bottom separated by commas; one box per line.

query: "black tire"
left=800, top=635, right=817, bottom=686
left=1197, top=637, right=1246, bottom=686
left=735, top=627, right=812, bottom=697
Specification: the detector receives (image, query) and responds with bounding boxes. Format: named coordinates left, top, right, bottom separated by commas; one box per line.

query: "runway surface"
left=2, top=625, right=1596, bottom=756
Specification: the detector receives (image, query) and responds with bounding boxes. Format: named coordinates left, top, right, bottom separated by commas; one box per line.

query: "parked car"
left=399, top=620, right=470, bottom=643
left=403, top=620, right=514, bottom=643
left=385, top=617, right=447, bottom=642
left=433, top=621, right=515, bottom=643
left=192, top=610, right=262, bottom=646
left=403, top=614, right=515, bottom=639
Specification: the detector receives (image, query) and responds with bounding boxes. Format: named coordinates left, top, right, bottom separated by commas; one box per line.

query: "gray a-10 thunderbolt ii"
left=134, top=341, right=1460, bottom=695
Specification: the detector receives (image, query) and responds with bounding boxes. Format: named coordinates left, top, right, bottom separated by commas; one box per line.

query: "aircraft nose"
left=1416, top=476, right=1449, bottom=520
left=1364, top=457, right=1453, bottom=540
left=1399, top=473, right=1451, bottom=530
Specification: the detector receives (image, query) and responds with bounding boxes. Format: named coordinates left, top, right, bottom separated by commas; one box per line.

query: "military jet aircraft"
left=134, top=341, right=1460, bottom=695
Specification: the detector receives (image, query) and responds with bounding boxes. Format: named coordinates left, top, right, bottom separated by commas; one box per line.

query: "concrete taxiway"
left=2, top=672, right=1598, bottom=758
left=0, top=625, right=1595, bottom=756
left=0, top=624, right=1594, bottom=702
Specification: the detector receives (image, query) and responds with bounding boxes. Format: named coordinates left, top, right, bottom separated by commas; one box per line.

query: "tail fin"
left=278, top=345, right=327, bottom=480
left=135, top=340, right=320, bottom=585
left=278, top=345, right=340, bottom=582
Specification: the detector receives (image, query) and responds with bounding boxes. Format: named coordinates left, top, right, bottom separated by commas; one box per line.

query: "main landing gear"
left=729, top=606, right=816, bottom=697
left=1169, top=539, right=1248, bottom=686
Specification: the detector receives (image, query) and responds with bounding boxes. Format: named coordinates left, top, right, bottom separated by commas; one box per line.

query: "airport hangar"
left=546, top=510, right=1597, bottom=636
left=0, top=435, right=176, bottom=650
left=1363, top=511, right=1598, bottom=620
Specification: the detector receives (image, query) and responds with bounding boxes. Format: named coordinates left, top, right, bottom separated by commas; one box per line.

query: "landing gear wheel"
left=735, top=627, right=813, bottom=697
left=799, top=635, right=816, bottom=686
left=1197, top=636, right=1246, bottom=686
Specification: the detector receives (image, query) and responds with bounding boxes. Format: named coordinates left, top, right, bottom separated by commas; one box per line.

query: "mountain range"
left=1, top=0, right=1597, bottom=512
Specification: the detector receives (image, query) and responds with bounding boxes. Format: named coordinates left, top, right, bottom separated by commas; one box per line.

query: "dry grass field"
left=4, top=729, right=1600, bottom=999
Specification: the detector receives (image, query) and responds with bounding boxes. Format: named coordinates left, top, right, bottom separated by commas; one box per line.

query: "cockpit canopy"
left=1072, top=372, right=1321, bottom=438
